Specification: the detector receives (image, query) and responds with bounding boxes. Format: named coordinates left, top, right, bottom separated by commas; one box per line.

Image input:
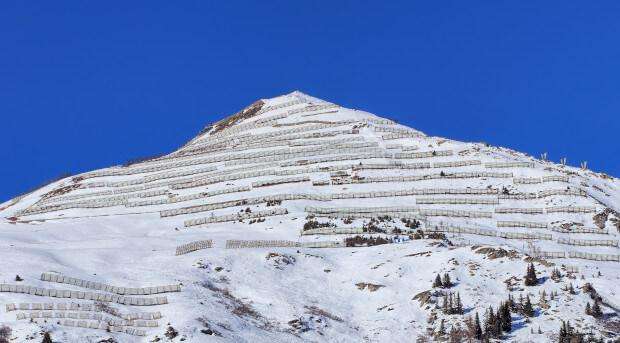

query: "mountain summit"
left=1, top=92, right=619, bottom=342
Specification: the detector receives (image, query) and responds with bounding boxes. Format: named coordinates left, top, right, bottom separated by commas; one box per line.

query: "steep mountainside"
left=1, top=91, right=619, bottom=342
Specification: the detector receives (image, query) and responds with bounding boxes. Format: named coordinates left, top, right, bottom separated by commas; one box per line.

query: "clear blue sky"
left=1, top=1, right=619, bottom=200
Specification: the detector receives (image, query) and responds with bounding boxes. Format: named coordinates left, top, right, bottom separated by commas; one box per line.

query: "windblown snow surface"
left=1, top=91, right=619, bottom=342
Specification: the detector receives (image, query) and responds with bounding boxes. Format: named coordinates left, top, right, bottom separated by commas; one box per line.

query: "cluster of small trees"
left=0, top=326, right=11, bottom=343
left=0, top=327, right=53, bottom=343
left=344, top=235, right=389, bottom=247
left=582, top=283, right=604, bottom=319
left=441, top=292, right=464, bottom=315
left=433, top=273, right=453, bottom=289
left=509, top=293, right=535, bottom=317
left=302, top=220, right=334, bottom=231
left=401, top=218, right=421, bottom=229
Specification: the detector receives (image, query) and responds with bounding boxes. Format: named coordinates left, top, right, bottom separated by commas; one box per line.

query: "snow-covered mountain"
left=1, top=91, right=619, bottom=342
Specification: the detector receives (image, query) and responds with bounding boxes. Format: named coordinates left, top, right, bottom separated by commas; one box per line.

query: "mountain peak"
left=1, top=93, right=619, bottom=342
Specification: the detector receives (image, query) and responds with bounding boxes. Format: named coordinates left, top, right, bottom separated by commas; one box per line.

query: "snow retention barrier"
left=551, top=227, right=608, bottom=234
left=306, top=206, right=491, bottom=218
left=175, top=240, right=213, bottom=255
left=394, top=150, right=453, bottom=159
left=300, top=241, right=344, bottom=248
left=557, top=238, right=619, bottom=247
left=50, top=318, right=147, bottom=336
left=40, top=273, right=180, bottom=295
left=225, top=240, right=301, bottom=249
left=495, top=208, right=544, bottom=214
left=533, top=251, right=567, bottom=259
left=426, top=226, right=497, bottom=237
left=252, top=176, right=310, bottom=187
left=484, top=162, right=535, bottom=168
left=498, top=232, right=552, bottom=240
left=184, top=208, right=288, bottom=227
left=416, top=198, right=499, bottom=205
left=567, top=252, right=620, bottom=262
left=301, top=228, right=365, bottom=236
left=6, top=302, right=162, bottom=320
left=497, top=221, right=548, bottom=229
left=349, top=172, right=513, bottom=184
left=16, top=311, right=158, bottom=328
left=546, top=206, right=596, bottom=213
left=0, top=284, right=167, bottom=306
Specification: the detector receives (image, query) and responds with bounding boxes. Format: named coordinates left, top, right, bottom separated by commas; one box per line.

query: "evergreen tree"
left=442, top=293, right=449, bottom=314
left=455, top=292, right=464, bottom=315
left=448, top=293, right=454, bottom=314
left=524, top=263, right=538, bottom=286
left=474, top=312, right=483, bottom=340
left=484, top=306, right=495, bottom=336
left=522, top=295, right=534, bottom=317
left=42, top=332, right=52, bottom=343
left=559, top=321, right=567, bottom=342
left=493, top=312, right=502, bottom=338
left=437, top=319, right=446, bottom=337
left=442, top=273, right=453, bottom=288
left=591, top=301, right=603, bottom=318
left=433, top=274, right=443, bottom=288
left=585, top=302, right=592, bottom=315
left=500, top=301, right=511, bottom=332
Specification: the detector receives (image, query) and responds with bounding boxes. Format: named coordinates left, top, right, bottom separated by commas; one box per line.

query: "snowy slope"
left=1, top=91, right=619, bottom=342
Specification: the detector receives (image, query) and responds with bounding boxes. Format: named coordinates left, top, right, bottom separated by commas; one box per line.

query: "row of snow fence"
left=513, top=177, right=542, bottom=184
left=175, top=240, right=214, bottom=255
left=348, top=172, right=513, bottom=185
left=224, top=146, right=384, bottom=167
left=301, top=228, right=365, bottom=236
left=394, top=150, right=453, bottom=159
left=15, top=311, right=158, bottom=327
left=184, top=208, right=289, bottom=227
left=551, top=227, right=608, bottom=234
left=306, top=206, right=420, bottom=215
left=300, top=241, right=344, bottom=248
left=0, top=284, right=167, bottom=306
left=546, top=206, right=596, bottom=213
left=373, top=125, right=419, bottom=134
left=37, top=188, right=168, bottom=209
left=225, top=240, right=301, bottom=249
left=416, top=198, right=499, bottom=205
left=484, top=161, right=535, bottom=168
left=279, top=152, right=390, bottom=167
left=127, top=186, right=250, bottom=207
left=426, top=226, right=497, bottom=237
left=567, top=252, right=620, bottom=262
left=252, top=176, right=310, bottom=188
left=381, top=132, right=422, bottom=140
left=533, top=251, right=567, bottom=259
left=529, top=252, right=619, bottom=262
left=498, top=231, right=552, bottom=240
left=495, top=208, right=544, bottom=214
left=537, top=189, right=586, bottom=197
left=557, top=238, right=619, bottom=247
left=33, top=318, right=147, bottom=336
left=497, top=221, right=548, bottom=228
left=40, top=273, right=180, bottom=295
left=542, top=175, right=569, bottom=182
left=419, top=209, right=493, bottom=218
left=160, top=193, right=308, bottom=217
left=5, top=303, right=161, bottom=320
left=513, top=176, right=570, bottom=184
